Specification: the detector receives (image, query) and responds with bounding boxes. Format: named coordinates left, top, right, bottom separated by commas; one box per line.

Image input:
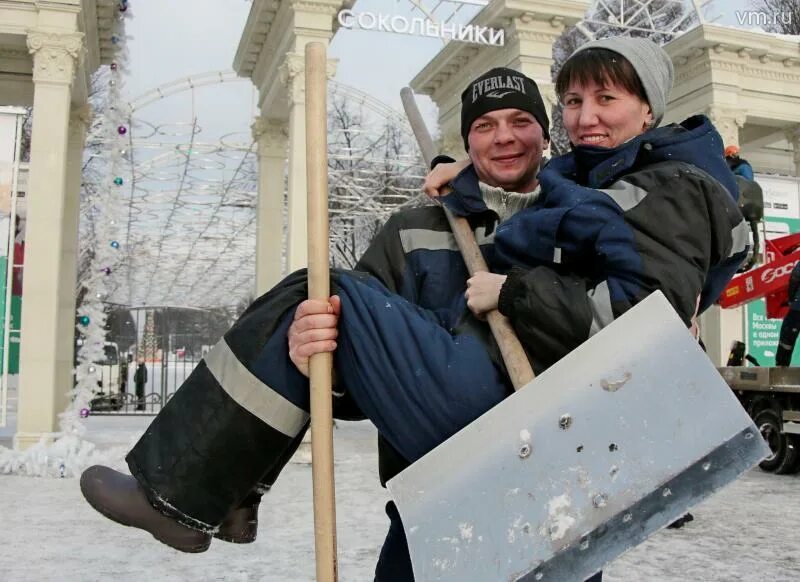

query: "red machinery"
left=718, top=232, right=800, bottom=318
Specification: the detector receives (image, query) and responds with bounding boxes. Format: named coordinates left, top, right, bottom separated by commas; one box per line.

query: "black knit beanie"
left=460, top=67, right=550, bottom=149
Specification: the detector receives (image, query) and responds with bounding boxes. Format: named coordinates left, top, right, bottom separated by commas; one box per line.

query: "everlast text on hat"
left=472, top=74, right=527, bottom=103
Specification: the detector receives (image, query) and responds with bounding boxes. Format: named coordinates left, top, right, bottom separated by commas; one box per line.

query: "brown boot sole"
left=213, top=531, right=256, bottom=544
left=87, top=496, right=212, bottom=553
left=213, top=503, right=260, bottom=544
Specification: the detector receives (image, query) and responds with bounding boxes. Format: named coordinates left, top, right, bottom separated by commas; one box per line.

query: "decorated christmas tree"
left=138, top=310, right=159, bottom=362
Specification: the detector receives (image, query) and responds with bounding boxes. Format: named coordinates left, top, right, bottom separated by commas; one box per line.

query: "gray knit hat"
left=570, top=37, right=674, bottom=126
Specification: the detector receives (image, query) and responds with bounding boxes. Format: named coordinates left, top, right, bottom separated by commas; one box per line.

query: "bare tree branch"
left=748, top=0, right=800, bottom=34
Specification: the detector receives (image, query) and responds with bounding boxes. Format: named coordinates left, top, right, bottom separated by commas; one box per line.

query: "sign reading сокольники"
left=337, top=0, right=505, bottom=47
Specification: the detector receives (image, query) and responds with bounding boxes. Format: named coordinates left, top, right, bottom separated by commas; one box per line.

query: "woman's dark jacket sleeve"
left=496, top=161, right=747, bottom=369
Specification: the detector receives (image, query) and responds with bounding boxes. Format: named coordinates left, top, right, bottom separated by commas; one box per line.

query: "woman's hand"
left=288, top=296, right=341, bottom=378
left=422, top=159, right=470, bottom=200
left=465, top=272, right=507, bottom=319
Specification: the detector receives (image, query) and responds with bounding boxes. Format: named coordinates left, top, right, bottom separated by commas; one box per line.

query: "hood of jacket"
left=540, top=115, right=739, bottom=201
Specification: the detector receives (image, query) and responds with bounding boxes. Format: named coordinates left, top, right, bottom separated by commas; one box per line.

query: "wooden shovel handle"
left=400, top=87, right=535, bottom=390
left=306, top=42, right=338, bottom=582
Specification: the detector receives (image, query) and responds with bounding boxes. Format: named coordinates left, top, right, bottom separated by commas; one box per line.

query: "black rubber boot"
left=214, top=426, right=308, bottom=544
left=80, top=465, right=212, bottom=553
left=214, top=490, right=263, bottom=544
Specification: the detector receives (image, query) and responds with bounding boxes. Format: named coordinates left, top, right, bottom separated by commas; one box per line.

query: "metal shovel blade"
left=388, top=291, right=769, bottom=582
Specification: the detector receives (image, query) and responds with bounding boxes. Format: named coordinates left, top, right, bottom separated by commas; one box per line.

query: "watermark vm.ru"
left=734, top=10, right=793, bottom=27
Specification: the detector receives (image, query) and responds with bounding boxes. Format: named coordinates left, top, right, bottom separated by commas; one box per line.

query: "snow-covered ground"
left=0, top=416, right=798, bottom=581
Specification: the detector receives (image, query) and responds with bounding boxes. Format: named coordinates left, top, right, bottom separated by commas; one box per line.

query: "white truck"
left=89, top=342, right=125, bottom=412
left=97, top=341, right=121, bottom=394
left=718, top=365, right=800, bottom=474
left=714, top=184, right=800, bottom=474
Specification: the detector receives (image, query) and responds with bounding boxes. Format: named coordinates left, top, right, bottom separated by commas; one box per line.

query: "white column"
left=441, top=132, right=466, bottom=160
left=506, top=15, right=566, bottom=101
left=54, top=106, right=90, bottom=415
left=280, top=52, right=337, bottom=273
left=786, top=126, right=800, bottom=177
left=15, top=31, right=84, bottom=448
left=699, top=306, right=746, bottom=366
left=701, top=107, right=747, bottom=366
left=706, top=107, right=746, bottom=150
left=281, top=54, right=309, bottom=273
left=252, top=117, right=288, bottom=295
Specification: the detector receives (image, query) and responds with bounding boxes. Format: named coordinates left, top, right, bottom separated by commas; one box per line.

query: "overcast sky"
left=122, top=0, right=755, bottom=141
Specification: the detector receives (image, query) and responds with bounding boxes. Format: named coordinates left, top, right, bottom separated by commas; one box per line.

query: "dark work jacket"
left=368, top=115, right=748, bottom=485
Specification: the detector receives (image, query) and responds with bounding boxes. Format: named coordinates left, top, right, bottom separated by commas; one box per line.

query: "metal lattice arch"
left=107, top=70, right=425, bottom=310
left=399, top=0, right=708, bottom=44
left=113, top=0, right=709, bottom=310
left=576, top=0, right=708, bottom=41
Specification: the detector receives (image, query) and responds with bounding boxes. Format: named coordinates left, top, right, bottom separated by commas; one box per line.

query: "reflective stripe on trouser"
left=127, top=270, right=509, bottom=530
left=126, top=352, right=310, bottom=532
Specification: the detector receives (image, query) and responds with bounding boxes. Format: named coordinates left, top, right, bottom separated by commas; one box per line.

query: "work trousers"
left=126, top=270, right=510, bottom=574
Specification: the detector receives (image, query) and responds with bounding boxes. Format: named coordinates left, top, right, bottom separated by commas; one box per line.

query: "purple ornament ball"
left=80, top=408, right=90, bottom=418
left=118, top=125, right=127, bottom=135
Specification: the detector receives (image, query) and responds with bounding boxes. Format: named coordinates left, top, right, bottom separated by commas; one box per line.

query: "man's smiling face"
left=467, top=108, right=546, bottom=193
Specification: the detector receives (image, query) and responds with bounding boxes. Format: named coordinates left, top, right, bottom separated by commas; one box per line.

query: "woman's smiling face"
left=561, top=79, right=653, bottom=149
